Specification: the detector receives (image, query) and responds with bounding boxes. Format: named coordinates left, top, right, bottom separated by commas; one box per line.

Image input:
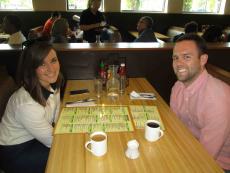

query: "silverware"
left=66, top=98, right=95, bottom=104
left=130, top=91, right=156, bottom=99
left=139, top=93, right=155, bottom=98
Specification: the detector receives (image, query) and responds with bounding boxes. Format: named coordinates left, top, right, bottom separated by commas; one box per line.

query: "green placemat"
left=55, top=106, right=134, bottom=134
left=129, top=105, right=165, bottom=130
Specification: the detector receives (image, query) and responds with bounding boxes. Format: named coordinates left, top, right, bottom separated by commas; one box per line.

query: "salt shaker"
left=125, top=139, right=140, bottom=159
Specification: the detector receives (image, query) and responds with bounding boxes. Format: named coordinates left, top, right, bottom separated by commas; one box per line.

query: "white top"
left=0, top=87, right=60, bottom=147
left=8, top=31, right=26, bottom=45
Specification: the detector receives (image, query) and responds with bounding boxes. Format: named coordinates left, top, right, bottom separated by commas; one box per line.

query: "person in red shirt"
left=42, top=11, right=61, bottom=39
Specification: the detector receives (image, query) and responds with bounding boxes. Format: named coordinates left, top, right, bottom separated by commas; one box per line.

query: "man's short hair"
left=176, top=33, right=207, bottom=55
left=142, top=16, right=153, bottom=29
left=184, top=21, right=198, bottom=33
left=5, top=15, right=22, bottom=31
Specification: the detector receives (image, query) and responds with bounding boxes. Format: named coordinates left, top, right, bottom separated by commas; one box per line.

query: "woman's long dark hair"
left=17, top=41, right=63, bottom=106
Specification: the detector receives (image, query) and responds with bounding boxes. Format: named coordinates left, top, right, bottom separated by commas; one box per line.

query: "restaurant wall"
left=1, top=0, right=230, bottom=39
left=225, top=0, right=230, bottom=14
left=33, top=0, right=67, bottom=11
left=167, top=0, right=183, bottom=13
left=104, top=0, right=120, bottom=12
left=1, top=11, right=230, bottom=42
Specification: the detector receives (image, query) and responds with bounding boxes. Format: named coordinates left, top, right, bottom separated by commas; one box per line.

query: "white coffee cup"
left=85, top=131, right=107, bottom=157
left=145, top=120, right=163, bottom=142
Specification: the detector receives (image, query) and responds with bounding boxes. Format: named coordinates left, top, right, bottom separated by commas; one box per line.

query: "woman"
left=51, top=18, right=70, bottom=43
left=80, top=0, right=106, bottom=43
left=2, top=14, right=26, bottom=44
left=0, top=41, right=63, bottom=173
left=42, top=11, right=61, bottom=39
left=51, top=18, right=76, bottom=43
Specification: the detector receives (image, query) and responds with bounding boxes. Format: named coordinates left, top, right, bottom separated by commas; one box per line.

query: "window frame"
left=0, top=0, right=33, bottom=11
left=182, top=0, right=226, bottom=14
left=67, top=0, right=104, bottom=12
left=120, top=0, right=167, bottom=13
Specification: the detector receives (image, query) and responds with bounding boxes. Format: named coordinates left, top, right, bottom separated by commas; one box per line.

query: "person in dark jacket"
left=134, top=16, right=157, bottom=42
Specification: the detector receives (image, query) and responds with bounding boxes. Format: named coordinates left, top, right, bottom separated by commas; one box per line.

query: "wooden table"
left=129, top=31, right=170, bottom=42
left=46, top=78, right=223, bottom=173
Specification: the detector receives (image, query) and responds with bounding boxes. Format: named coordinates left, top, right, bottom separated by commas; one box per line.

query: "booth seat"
left=0, top=66, right=17, bottom=121
left=167, top=26, right=184, bottom=38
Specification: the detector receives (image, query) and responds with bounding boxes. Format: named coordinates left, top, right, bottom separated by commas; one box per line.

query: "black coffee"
left=147, top=122, right=159, bottom=128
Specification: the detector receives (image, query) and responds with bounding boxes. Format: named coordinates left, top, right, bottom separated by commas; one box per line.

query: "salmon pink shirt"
left=170, top=69, right=230, bottom=170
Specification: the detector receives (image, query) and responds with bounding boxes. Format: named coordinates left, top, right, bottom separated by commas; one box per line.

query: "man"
left=80, top=0, right=106, bottom=43
left=170, top=33, right=230, bottom=172
left=134, top=16, right=157, bottom=42
left=2, top=15, right=26, bottom=44
left=172, top=21, right=198, bottom=42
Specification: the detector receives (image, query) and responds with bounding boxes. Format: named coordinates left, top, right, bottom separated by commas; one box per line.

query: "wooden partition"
left=0, top=43, right=229, bottom=103
left=54, top=43, right=175, bottom=103
left=206, top=63, right=230, bottom=85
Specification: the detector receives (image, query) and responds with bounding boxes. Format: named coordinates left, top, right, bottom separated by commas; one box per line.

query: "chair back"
left=0, top=67, right=17, bottom=121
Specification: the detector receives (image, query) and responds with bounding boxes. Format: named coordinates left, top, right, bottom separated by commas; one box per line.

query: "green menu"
left=54, top=106, right=134, bottom=134
left=129, top=105, right=165, bottom=130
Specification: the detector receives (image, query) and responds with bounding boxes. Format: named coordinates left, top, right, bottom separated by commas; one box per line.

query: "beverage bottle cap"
left=119, top=63, right=126, bottom=75
left=121, top=63, right=125, bottom=67
left=100, top=61, right=104, bottom=68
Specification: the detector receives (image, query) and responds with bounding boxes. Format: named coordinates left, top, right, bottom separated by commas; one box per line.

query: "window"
left=183, top=0, right=226, bottom=14
left=0, top=0, right=33, bottom=10
left=68, top=0, right=87, bottom=10
left=121, top=0, right=166, bottom=12
left=67, top=0, right=104, bottom=11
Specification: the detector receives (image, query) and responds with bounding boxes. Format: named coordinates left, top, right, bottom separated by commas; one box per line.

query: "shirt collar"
left=178, top=69, right=209, bottom=95
left=41, top=83, right=57, bottom=100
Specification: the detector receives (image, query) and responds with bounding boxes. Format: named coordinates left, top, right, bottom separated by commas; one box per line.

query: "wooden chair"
left=167, top=26, right=184, bottom=38
left=27, top=25, right=44, bottom=39
left=0, top=66, right=17, bottom=121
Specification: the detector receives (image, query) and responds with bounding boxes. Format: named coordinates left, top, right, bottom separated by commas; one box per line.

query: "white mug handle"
left=158, top=130, right=164, bottom=140
left=85, top=141, right=93, bottom=153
